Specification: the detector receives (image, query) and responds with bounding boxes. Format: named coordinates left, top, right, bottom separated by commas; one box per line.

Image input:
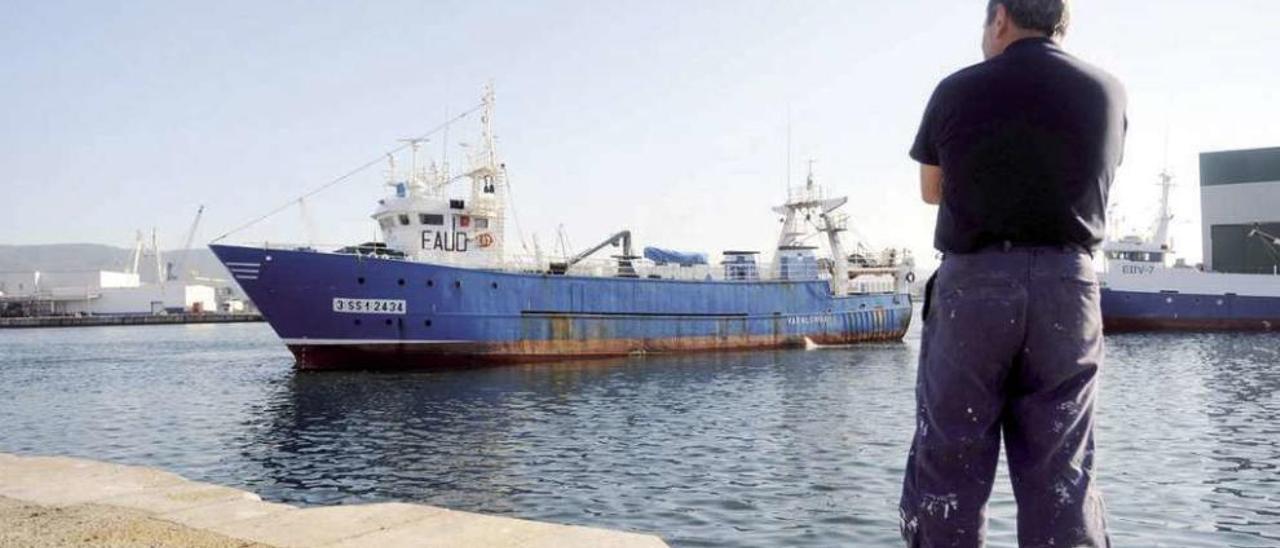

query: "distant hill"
left=0, top=244, right=231, bottom=285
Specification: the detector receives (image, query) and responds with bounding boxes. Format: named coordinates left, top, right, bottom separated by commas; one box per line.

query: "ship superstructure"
left=372, top=88, right=508, bottom=269
left=211, top=88, right=914, bottom=369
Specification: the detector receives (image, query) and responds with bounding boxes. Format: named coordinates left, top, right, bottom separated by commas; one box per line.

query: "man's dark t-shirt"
left=911, top=37, right=1127, bottom=254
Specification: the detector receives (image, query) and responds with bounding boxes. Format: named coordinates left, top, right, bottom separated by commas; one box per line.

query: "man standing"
left=899, top=1, right=1125, bottom=547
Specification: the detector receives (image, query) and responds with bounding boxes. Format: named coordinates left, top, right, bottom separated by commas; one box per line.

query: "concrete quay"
left=0, top=313, right=264, bottom=329
left=0, top=453, right=668, bottom=547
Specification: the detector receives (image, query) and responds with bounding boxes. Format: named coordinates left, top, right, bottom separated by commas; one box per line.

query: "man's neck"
left=998, top=31, right=1053, bottom=55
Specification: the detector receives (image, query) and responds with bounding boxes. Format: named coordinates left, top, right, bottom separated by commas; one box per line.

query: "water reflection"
left=230, top=348, right=920, bottom=546
left=1099, top=332, right=1280, bottom=548
left=1197, top=334, right=1280, bottom=546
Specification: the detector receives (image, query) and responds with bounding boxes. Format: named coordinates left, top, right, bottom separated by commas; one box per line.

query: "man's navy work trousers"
left=899, top=246, right=1110, bottom=547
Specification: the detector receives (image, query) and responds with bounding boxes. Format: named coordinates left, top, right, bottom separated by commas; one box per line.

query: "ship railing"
left=846, top=277, right=899, bottom=295
left=787, top=185, right=826, bottom=204
left=221, top=243, right=914, bottom=291
left=498, top=255, right=725, bottom=281
left=490, top=256, right=907, bottom=289
left=237, top=242, right=388, bottom=253
left=497, top=255, right=726, bottom=281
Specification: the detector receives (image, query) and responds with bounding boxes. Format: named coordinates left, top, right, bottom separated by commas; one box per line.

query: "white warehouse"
left=1200, top=147, right=1280, bottom=274
left=0, top=269, right=216, bottom=316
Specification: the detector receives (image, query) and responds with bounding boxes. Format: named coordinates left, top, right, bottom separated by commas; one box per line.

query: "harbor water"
left=0, top=316, right=1277, bottom=547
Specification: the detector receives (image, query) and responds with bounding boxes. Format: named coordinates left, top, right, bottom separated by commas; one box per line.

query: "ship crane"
left=548, top=230, right=633, bottom=276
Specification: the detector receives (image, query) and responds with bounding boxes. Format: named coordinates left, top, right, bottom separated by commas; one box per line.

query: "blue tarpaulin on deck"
left=644, top=247, right=709, bottom=266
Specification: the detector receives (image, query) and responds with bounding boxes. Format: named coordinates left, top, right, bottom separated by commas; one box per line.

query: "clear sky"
left=3, top=1, right=1278, bottom=268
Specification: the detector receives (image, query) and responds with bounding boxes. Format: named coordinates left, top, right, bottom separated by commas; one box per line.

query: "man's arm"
left=911, top=82, right=945, bottom=205
left=920, top=164, right=943, bottom=205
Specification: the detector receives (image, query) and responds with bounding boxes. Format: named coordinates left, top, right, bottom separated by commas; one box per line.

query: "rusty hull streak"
left=288, top=326, right=910, bottom=370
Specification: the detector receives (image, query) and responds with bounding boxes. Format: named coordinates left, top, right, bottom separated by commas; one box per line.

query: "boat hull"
left=212, top=244, right=913, bottom=370
left=1101, top=288, right=1280, bottom=333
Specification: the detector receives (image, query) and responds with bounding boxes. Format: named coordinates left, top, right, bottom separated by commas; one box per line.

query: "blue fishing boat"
left=212, top=88, right=914, bottom=369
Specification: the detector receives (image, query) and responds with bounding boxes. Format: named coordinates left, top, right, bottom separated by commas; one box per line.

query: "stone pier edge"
left=0, top=453, right=668, bottom=547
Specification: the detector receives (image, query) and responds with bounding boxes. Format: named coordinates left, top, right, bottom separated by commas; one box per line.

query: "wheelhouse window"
left=420, top=213, right=444, bottom=225
left=398, top=214, right=411, bottom=226
left=1109, top=251, right=1163, bottom=263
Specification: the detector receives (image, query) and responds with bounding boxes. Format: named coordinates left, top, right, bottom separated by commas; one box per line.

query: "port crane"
left=168, top=205, right=205, bottom=281
left=1248, top=224, right=1280, bottom=271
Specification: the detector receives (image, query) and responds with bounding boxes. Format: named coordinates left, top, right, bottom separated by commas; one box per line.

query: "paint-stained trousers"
left=899, top=246, right=1110, bottom=548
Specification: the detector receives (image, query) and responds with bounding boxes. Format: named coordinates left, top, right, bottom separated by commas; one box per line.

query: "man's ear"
left=992, top=4, right=1010, bottom=38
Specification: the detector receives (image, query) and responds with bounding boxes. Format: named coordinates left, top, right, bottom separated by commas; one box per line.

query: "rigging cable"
left=211, top=102, right=485, bottom=243
left=500, top=164, right=531, bottom=254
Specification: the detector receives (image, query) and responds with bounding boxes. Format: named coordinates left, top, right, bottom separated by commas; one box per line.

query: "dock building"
left=1200, top=146, right=1280, bottom=274
left=0, top=269, right=217, bottom=317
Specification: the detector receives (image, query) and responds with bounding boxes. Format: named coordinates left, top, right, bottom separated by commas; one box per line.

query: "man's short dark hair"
left=987, top=0, right=1071, bottom=39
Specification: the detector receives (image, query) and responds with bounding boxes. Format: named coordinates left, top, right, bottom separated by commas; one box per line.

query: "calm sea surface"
left=1, top=318, right=1277, bottom=547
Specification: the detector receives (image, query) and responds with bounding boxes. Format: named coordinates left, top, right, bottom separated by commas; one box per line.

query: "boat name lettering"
left=787, top=316, right=831, bottom=326
left=421, top=230, right=469, bottom=253
left=1121, top=265, right=1156, bottom=275
left=332, top=298, right=407, bottom=314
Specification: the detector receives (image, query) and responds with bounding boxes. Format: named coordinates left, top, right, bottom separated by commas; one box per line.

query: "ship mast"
left=464, top=84, right=505, bottom=258
left=385, top=153, right=398, bottom=189
left=397, top=138, right=429, bottom=196
left=463, top=85, right=500, bottom=197
left=1151, top=170, right=1175, bottom=251
left=771, top=161, right=850, bottom=294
